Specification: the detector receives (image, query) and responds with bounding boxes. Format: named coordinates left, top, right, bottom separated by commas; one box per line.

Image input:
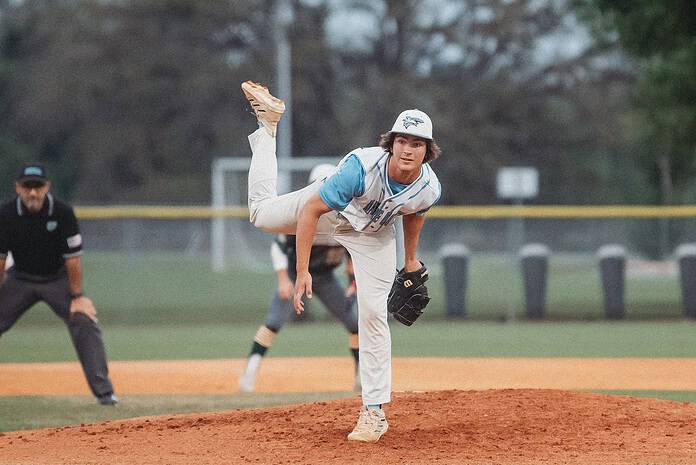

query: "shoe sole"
left=241, top=81, right=286, bottom=114
left=347, top=423, right=388, bottom=443
left=346, top=428, right=388, bottom=443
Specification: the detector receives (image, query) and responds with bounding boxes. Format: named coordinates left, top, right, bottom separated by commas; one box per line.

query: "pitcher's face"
left=391, top=134, right=426, bottom=174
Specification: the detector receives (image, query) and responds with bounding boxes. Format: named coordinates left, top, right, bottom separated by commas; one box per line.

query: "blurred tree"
left=0, top=0, right=635, bottom=206
left=0, top=136, right=35, bottom=200
left=577, top=0, right=696, bottom=205
left=287, top=1, right=343, bottom=158
left=0, top=0, right=269, bottom=202
left=0, top=2, right=39, bottom=200
left=324, top=0, right=633, bottom=204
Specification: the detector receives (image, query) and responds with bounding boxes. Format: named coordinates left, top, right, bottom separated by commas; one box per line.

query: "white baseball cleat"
left=347, top=406, right=388, bottom=443
left=241, top=80, right=286, bottom=137
left=238, top=368, right=257, bottom=393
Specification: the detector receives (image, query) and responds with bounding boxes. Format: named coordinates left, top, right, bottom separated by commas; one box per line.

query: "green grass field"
left=3, top=321, right=696, bottom=362
left=0, top=393, right=353, bottom=433
left=12, top=251, right=685, bottom=326
left=1, top=252, right=693, bottom=432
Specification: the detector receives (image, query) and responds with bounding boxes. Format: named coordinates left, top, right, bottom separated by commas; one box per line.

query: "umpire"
left=0, top=163, right=118, bottom=405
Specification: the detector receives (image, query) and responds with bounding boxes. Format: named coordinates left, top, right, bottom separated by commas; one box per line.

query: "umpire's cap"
left=17, top=163, right=48, bottom=184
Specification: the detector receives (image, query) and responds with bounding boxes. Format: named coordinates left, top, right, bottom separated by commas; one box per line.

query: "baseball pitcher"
left=242, top=81, right=441, bottom=443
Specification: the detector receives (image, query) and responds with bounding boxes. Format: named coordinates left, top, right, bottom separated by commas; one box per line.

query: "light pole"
left=274, top=0, right=293, bottom=193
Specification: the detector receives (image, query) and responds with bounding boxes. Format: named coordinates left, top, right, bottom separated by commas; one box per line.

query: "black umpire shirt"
left=0, top=194, right=83, bottom=278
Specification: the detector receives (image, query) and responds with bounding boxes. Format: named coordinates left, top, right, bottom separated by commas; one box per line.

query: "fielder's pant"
left=248, top=128, right=395, bottom=406
left=265, top=269, right=358, bottom=334
left=0, top=270, right=115, bottom=397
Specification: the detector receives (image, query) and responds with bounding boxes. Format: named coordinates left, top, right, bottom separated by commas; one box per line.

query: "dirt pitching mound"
left=2, top=389, right=696, bottom=465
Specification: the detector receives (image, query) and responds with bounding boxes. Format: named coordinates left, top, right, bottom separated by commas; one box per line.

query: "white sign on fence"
left=496, top=167, right=539, bottom=199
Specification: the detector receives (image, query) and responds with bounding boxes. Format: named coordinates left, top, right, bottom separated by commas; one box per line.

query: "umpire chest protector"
left=336, top=148, right=441, bottom=233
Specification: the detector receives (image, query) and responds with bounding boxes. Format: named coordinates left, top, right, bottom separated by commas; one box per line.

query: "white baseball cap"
left=389, top=109, right=433, bottom=140
left=308, top=163, right=336, bottom=183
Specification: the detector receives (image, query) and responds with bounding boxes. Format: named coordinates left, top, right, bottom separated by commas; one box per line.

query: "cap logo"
left=402, top=116, right=424, bottom=129
left=24, top=167, right=43, bottom=176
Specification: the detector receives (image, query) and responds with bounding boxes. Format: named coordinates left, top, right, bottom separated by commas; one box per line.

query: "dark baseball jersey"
left=0, top=194, right=83, bottom=277
left=278, top=235, right=347, bottom=274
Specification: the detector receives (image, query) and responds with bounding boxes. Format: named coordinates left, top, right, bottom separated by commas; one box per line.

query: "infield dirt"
left=3, top=358, right=696, bottom=464
left=2, top=389, right=696, bottom=464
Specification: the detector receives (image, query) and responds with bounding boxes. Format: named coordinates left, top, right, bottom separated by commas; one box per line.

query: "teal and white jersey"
left=319, top=147, right=441, bottom=233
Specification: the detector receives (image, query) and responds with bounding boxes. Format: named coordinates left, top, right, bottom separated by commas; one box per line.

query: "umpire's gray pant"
left=0, top=270, right=114, bottom=397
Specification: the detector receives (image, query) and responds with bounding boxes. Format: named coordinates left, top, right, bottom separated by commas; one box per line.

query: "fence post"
left=598, top=244, right=626, bottom=320
left=439, top=243, right=469, bottom=318
left=520, top=243, right=550, bottom=320
left=676, top=243, right=696, bottom=319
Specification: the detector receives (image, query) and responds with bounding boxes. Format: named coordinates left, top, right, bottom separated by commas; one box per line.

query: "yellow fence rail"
left=75, top=206, right=248, bottom=219
left=74, top=205, right=696, bottom=220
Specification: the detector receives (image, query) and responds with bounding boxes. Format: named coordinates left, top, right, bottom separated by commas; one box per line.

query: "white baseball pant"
left=247, top=128, right=395, bottom=405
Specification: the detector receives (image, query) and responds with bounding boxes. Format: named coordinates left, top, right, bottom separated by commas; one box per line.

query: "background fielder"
left=241, top=80, right=441, bottom=442
left=239, top=164, right=360, bottom=393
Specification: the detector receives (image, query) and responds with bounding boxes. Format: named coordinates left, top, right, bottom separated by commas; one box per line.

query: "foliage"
left=327, top=0, right=634, bottom=203
left=0, top=0, right=636, bottom=204
left=577, top=0, right=696, bottom=204
left=0, top=135, right=34, bottom=200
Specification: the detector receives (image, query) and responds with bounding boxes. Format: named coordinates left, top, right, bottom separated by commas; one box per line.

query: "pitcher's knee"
left=249, top=205, right=261, bottom=227
left=250, top=213, right=272, bottom=231
left=359, top=305, right=387, bottom=327
left=248, top=200, right=273, bottom=230
left=248, top=206, right=267, bottom=230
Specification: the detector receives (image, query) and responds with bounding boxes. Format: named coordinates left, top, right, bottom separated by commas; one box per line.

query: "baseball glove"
left=387, top=263, right=430, bottom=326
